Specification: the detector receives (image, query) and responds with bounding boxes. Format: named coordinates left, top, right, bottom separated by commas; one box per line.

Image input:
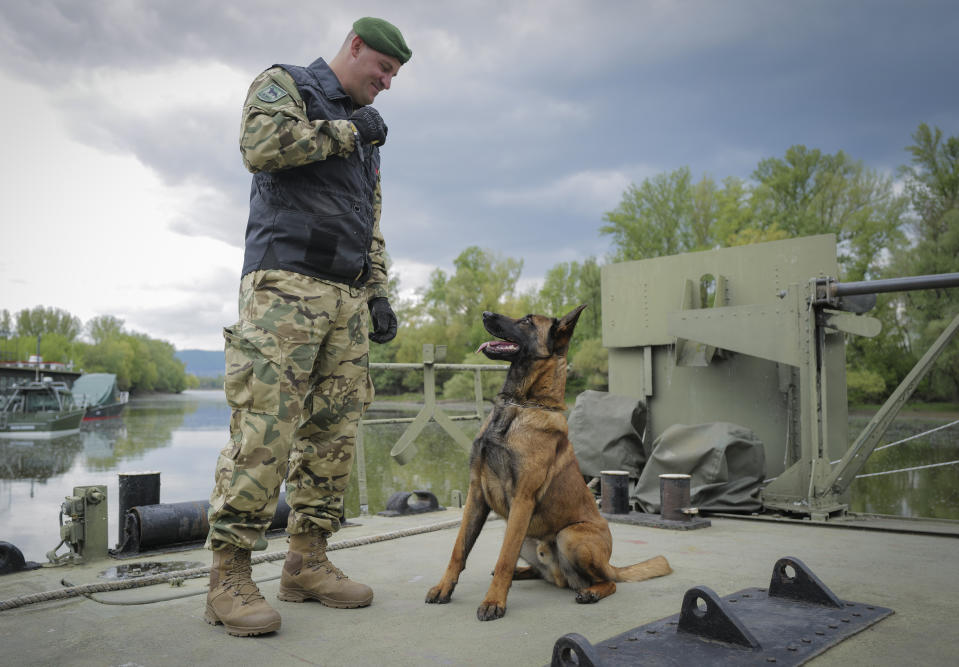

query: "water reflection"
left=848, top=415, right=959, bottom=519
left=0, top=435, right=84, bottom=482
left=1, top=392, right=956, bottom=565
left=0, top=391, right=225, bottom=562
left=344, top=421, right=474, bottom=518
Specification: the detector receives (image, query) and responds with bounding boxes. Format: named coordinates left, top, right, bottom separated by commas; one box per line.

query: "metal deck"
left=2, top=511, right=957, bottom=666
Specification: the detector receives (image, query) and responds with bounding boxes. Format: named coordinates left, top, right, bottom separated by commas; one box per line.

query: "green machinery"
left=602, top=234, right=959, bottom=519
left=47, top=485, right=109, bottom=563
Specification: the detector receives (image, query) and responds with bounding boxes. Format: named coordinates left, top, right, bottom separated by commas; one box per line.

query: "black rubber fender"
left=0, top=541, right=26, bottom=575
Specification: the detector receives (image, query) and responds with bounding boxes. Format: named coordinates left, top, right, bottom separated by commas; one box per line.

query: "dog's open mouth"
left=477, top=340, right=519, bottom=359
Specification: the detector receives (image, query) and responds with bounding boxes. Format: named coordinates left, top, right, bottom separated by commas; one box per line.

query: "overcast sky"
left=1, top=1, right=957, bottom=350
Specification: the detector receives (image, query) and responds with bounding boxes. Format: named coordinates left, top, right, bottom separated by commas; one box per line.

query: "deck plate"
left=550, top=557, right=894, bottom=666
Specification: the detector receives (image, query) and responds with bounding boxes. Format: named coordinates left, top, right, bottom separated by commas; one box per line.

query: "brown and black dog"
left=425, top=305, right=671, bottom=621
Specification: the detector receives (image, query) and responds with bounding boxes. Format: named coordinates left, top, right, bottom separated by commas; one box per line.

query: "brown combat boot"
left=205, top=544, right=281, bottom=636
left=277, top=528, right=373, bottom=608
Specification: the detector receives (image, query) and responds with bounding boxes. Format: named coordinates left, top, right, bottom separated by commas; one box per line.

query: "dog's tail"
left=611, top=555, right=672, bottom=583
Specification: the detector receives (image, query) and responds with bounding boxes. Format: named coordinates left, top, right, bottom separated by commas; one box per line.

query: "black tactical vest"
left=241, top=58, right=381, bottom=286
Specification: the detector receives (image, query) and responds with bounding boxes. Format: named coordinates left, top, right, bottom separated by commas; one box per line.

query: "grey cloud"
left=3, top=0, right=958, bottom=348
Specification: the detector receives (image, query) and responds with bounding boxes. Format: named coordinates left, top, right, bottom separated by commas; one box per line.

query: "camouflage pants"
left=206, top=270, right=373, bottom=551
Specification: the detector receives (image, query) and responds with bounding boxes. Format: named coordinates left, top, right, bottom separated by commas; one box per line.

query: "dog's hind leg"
left=555, top=523, right=618, bottom=604
left=574, top=580, right=617, bottom=603
left=426, top=488, right=490, bottom=605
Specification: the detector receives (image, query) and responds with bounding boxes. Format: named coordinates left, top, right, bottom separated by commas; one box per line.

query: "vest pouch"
left=223, top=322, right=282, bottom=416
left=271, top=203, right=370, bottom=284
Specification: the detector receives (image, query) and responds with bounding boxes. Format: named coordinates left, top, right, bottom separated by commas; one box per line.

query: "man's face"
left=345, top=37, right=402, bottom=107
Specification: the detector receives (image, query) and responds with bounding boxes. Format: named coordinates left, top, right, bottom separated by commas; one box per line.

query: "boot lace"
left=306, top=535, right=348, bottom=580
left=224, top=549, right=266, bottom=605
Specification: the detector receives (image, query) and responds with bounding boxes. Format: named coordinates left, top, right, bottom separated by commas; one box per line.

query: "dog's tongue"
left=477, top=341, right=518, bottom=354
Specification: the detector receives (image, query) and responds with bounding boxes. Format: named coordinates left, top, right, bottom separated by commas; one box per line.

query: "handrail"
left=352, top=344, right=508, bottom=514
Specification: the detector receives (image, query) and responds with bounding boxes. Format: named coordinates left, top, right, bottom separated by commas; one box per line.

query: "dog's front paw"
left=425, top=582, right=455, bottom=604
left=476, top=599, right=506, bottom=621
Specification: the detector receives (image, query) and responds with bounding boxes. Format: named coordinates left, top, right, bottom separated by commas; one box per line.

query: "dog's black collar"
left=500, top=398, right=565, bottom=412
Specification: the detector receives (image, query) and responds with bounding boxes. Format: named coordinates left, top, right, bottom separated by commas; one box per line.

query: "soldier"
left=203, top=17, right=411, bottom=636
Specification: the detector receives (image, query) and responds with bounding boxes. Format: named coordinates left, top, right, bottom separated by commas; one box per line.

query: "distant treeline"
left=4, top=123, right=956, bottom=402
left=0, top=310, right=194, bottom=394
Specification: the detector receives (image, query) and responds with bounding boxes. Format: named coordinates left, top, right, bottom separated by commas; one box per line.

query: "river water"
left=1, top=391, right=957, bottom=564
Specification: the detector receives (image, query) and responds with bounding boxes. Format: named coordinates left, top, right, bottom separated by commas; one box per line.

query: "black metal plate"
left=550, top=557, right=893, bottom=666
left=602, top=511, right=712, bottom=531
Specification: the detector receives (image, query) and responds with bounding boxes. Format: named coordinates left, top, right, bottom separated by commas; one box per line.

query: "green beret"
left=353, top=17, right=412, bottom=64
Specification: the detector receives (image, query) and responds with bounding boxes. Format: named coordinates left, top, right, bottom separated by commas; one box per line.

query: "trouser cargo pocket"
left=223, top=322, right=282, bottom=415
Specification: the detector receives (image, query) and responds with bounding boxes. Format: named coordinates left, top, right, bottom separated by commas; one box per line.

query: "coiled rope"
left=0, top=518, right=461, bottom=612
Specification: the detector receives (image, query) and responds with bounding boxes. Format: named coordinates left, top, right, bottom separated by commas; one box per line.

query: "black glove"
left=368, top=297, right=397, bottom=344
left=350, top=107, right=388, bottom=146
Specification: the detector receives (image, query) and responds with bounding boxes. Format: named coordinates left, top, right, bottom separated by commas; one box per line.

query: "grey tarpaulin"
left=568, top=390, right=647, bottom=478
left=634, top=422, right=765, bottom=513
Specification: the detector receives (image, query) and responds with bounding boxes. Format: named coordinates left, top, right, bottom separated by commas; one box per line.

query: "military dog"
left=425, top=305, right=671, bottom=621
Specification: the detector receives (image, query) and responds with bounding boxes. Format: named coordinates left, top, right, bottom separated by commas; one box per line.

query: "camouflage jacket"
left=238, top=58, right=388, bottom=299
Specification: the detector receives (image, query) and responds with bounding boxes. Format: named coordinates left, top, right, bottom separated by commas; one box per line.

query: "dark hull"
left=83, top=402, right=127, bottom=421
left=0, top=409, right=85, bottom=438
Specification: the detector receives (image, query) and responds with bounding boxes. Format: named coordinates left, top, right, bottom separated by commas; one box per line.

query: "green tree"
left=750, top=145, right=907, bottom=281
left=441, top=351, right=507, bottom=401
left=569, top=337, right=608, bottom=394
left=14, top=306, right=82, bottom=340
left=415, top=247, right=523, bottom=362
left=82, top=336, right=136, bottom=390
left=889, top=124, right=959, bottom=400
left=601, top=168, right=752, bottom=261
left=88, top=315, right=125, bottom=344
left=0, top=310, right=15, bottom=362
left=535, top=257, right=602, bottom=341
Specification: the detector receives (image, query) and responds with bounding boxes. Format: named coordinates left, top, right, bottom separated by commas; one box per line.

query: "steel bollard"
left=601, top=470, right=631, bottom=514
left=660, top=473, right=692, bottom=521
left=118, top=472, right=161, bottom=546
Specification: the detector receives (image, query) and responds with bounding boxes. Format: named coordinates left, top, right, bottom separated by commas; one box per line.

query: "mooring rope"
left=852, top=459, right=959, bottom=479
left=754, top=416, right=959, bottom=487
left=830, top=418, right=959, bottom=465
left=0, top=518, right=461, bottom=612
left=873, top=418, right=959, bottom=452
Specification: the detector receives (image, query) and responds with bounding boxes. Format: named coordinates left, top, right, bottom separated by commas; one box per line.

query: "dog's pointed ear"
left=552, top=304, right=587, bottom=353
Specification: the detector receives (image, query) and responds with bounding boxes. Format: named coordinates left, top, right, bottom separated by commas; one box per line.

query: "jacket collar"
left=305, top=57, right=352, bottom=103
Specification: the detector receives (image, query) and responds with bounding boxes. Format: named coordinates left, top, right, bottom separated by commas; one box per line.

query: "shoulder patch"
left=256, top=82, right=289, bottom=103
